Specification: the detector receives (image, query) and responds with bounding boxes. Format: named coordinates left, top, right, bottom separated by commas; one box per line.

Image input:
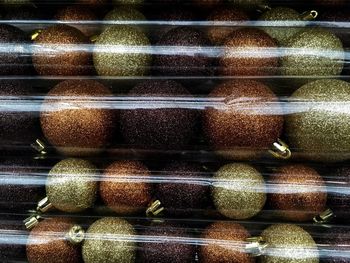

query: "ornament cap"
left=257, top=4, right=272, bottom=12
left=24, top=213, right=42, bottom=229
left=245, top=236, right=268, bottom=257
left=268, top=139, right=292, bottom=160
left=66, top=225, right=85, bottom=245
left=313, top=208, right=334, bottom=224
left=31, top=29, right=42, bottom=41
left=300, top=10, right=318, bottom=21
left=146, top=200, right=164, bottom=217
left=37, top=197, right=53, bottom=213
left=31, top=139, right=47, bottom=157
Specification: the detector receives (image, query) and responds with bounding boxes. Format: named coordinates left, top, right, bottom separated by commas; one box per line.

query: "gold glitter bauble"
left=260, top=224, right=319, bottom=263
left=212, top=163, right=266, bottom=219
left=82, top=217, right=136, bottom=263
left=46, top=158, right=98, bottom=213
left=286, top=79, right=350, bottom=162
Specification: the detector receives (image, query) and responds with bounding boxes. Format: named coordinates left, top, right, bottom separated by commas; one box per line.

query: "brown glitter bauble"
left=100, top=160, right=152, bottom=214
left=32, top=25, right=92, bottom=76
left=207, top=7, right=249, bottom=45
left=219, top=28, right=278, bottom=76
left=203, top=80, right=283, bottom=160
left=269, top=164, right=327, bottom=222
left=200, top=221, right=255, bottom=263
left=40, top=80, right=115, bottom=156
left=26, top=218, right=82, bottom=263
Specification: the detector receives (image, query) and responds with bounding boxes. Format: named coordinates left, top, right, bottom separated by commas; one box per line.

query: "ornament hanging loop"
left=37, top=197, right=53, bottom=213
left=146, top=200, right=164, bottom=217
left=24, top=212, right=43, bottom=229
left=313, top=208, right=334, bottom=224
left=245, top=236, right=268, bottom=257
left=66, top=225, right=85, bottom=245
left=31, top=139, right=47, bottom=159
left=268, top=139, right=292, bottom=160
left=301, top=10, right=318, bottom=21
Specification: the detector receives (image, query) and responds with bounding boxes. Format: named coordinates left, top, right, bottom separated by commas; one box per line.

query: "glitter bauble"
left=319, top=228, right=350, bottom=263
left=40, top=80, right=115, bottom=156
left=207, top=7, right=249, bottom=45
left=120, top=80, right=198, bottom=150
left=285, top=79, right=350, bottom=162
left=260, top=224, right=319, bottom=263
left=82, top=217, right=136, bottom=263
left=269, top=164, right=327, bottom=222
left=154, top=26, right=212, bottom=77
left=26, top=218, right=82, bottom=263
left=104, top=6, right=145, bottom=22
left=200, top=221, right=254, bottom=263
left=155, top=161, right=208, bottom=216
left=93, top=25, right=151, bottom=76
left=212, top=163, right=266, bottom=219
left=227, top=0, right=269, bottom=10
left=46, top=158, right=98, bottom=213
left=219, top=28, right=278, bottom=76
left=140, top=224, right=196, bottom=263
left=203, top=80, right=283, bottom=160
left=100, top=160, right=152, bottom=214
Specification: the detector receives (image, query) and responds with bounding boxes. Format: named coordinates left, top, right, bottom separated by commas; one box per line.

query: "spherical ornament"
left=281, top=28, right=344, bottom=85
left=32, top=25, right=92, bottom=76
left=227, top=0, right=269, bottom=10
left=93, top=25, right=151, bottom=76
left=0, top=80, right=40, bottom=148
left=100, top=160, right=152, bottom=214
left=82, top=217, right=136, bottom=263
left=207, top=7, right=249, bottom=45
left=200, top=221, right=254, bottom=263
left=154, top=26, right=212, bottom=77
left=26, top=218, right=82, bottom=263
left=212, top=163, right=266, bottom=219
left=120, top=80, right=198, bottom=150
left=40, top=80, right=115, bottom=156
left=104, top=6, right=145, bottom=22
left=140, top=224, right=196, bottom=263
left=219, top=28, right=278, bottom=76
left=285, top=79, right=350, bottom=162
left=260, top=224, right=319, bottom=263
left=203, top=80, right=283, bottom=160
left=0, top=24, right=30, bottom=75
left=155, top=162, right=208, bottom=216
left=319, top=228, right=350, bottom=263
left=268, top=164, right=327, bottom=222
left=46, top=158, right=98, bottom=213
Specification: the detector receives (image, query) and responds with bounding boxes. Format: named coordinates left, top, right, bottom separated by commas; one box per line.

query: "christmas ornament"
left=202, top=80, right=285, bottom=160
left=207, top=7, right=249, bottom=45
left=154, top=26, right=212, bottom=77
left=285, top=79, right=350, bottom=162
left=227, top=0, right=269, bottom=10
left=82, top=217, right=136, bottom=263
left=153, top=161, right=208, bottom=216
left=268, top=164, right=327, bottom=222
left=32, top=25, right=92, bottom=76
left=200, top=221, right=254, bottom=263
left=120, top=80, right=198, bottom=150
left=40, top=79, right=115, bottom=156
left=100, top=160, right=152, bottom=214
left=212, top=163, right=266, bottom=219
left=318, top=228, right=350, bottom=263
left=26, top=218, right=84, bottom=263
left=140, top=224, right=196, bottom=263
left=281, top=28, right=344, bottom=85
left=104, top=6, right=145, bottom=22
left=0, top=24, right=30, bottom=75
left=219, top=28, right=278, bottom=76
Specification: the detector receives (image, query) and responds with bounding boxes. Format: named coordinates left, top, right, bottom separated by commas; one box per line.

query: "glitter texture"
left=93, top=25, right=151, bottom=76
left=200, top=221, right=254, bottom=263
left=32, top=25, right=92, bottom=76
left=319, top=228, right=350, bottom=263
left=212, top=163, right=266, bottom=219
left=26, top=218, right=82, bottom=263
left=285, top=79, right=350, bottom=162
left=40, top=79, right=115, bottom=156
left=100, top=160, right=152, bottom=214
left=260, top=224, right=319, bottom=263
left=268, top=164, right=327, bottom=222
left=104, top=7, right=145, bottom=22
left=227, top=0, right=268, bottom=10
left=82, top=217, right=136, bottom=263
left=46, top=158, right=98, bottom=213
left=0, top=221, right=27, bottom=262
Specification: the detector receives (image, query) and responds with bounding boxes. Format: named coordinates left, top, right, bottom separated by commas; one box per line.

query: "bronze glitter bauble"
left=93, top=25, right=151, bottom=76
left=285, top=79, right=350, bottom=162
left=260, top=224, right=319, bottom=263
left=207, top=7, right=249, bottom=45
left=219, top=28, right=278, bottom=76
left=100, top=160, right=152, bottom=214
left=40, top=79, right=115, bottom=156
left=46, top=158, right=98, bottom=213
left=82, top=217, right=136, bottom=263
left=200, top=221, right=255, bottom=263
left=26, top=218, right=82, bottom=263
left=281, top=28, right=344, bottom=85
left=203, top=80, right=283, bottom=160
left=268, top=164, right=327, bottom=222
left=212, top=163, right=266, bottom=220
left=32, top=25, right=92, bottom=76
